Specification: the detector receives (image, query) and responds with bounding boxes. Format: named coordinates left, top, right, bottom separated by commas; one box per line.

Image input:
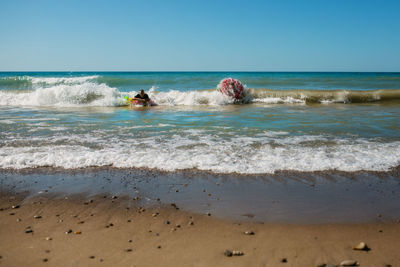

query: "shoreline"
left=1, top=167, right=400, bottom=224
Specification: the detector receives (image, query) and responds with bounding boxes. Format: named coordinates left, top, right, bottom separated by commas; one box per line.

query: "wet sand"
left=1, top=168, right=400, bottom=266
left=2, top=168, right=400, bottom=223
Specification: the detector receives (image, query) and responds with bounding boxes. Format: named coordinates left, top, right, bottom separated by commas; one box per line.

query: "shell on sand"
left=352, top=242, right=367, bottom=250
left=232, top=250, right=244, bottom=256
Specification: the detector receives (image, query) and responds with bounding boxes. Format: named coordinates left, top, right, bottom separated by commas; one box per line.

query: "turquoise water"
left=0, top=72, right=399, bottom=173
left=2, top=71, right=400, bottom=91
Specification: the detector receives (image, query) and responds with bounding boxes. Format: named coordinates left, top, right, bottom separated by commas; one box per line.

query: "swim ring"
left=217, top=78, right=246, bottom=100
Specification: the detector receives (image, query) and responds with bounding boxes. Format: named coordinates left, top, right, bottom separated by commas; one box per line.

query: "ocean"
left=1, top=72, right=400, bottom=174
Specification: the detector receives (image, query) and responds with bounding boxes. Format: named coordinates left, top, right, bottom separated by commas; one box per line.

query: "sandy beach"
left=1, top=193, right=399, bottom=267
left=1, top=169, right=400, bottom=266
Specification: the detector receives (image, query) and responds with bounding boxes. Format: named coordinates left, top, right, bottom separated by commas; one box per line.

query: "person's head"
left=139, top=89, right=144, bottom=96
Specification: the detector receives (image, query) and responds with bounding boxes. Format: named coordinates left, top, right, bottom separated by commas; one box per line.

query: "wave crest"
left=1, top=80, right=400, bottom=107
left=0, top=82, right=125, bottom=107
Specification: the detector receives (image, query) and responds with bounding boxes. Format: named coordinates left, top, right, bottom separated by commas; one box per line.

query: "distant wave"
left=0, top=75, right=99, bottom=89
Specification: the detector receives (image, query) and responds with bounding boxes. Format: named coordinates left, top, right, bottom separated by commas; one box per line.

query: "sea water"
left=0, top=72, right=399, bottom=173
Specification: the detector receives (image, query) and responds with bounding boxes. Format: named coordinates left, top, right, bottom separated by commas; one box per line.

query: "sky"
left=0, top=0, right=399, bottom=71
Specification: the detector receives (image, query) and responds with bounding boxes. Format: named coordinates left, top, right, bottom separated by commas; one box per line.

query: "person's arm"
left=131, top=94, right=146, bottom=102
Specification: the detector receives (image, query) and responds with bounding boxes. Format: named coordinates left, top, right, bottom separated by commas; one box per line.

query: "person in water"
left=133, top=89, right=150, bottom=105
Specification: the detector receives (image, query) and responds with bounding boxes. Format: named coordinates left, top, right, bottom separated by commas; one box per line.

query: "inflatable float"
left=217, top=78, right=246, bottom=101
left=124, top=96, right=157, bottom=106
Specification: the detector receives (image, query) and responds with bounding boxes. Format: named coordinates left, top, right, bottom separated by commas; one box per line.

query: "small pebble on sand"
left=224, top=250, right=233, bottom=257
left=45, top=237, right=52, bottom=241
left=34, top=215, right=42, bottom=219
left=165, top=220, right=170, bottom=225
left=43, top=258, right=48, bottom=262
left=188, top=221, right=194, bottom=225
left=157, top=245, right=162, bottom=249
left=281, top=258, right=287, bottom=263
left=244, top=231, right=254, bottom=235
left=340, top=260, right=358, bottom=266
left=25, top=229, right=33, bottom=234
left=65, top=229, right=72, bottom=234
left=11, top=205, right=20, bottom=209
left=125, top=248, right=132, bottom=252
left=224, top=249, right=244, bottom=257
left=89, top=256, right=95, bottom=259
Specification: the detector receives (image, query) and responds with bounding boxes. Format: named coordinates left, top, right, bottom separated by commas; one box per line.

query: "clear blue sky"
left=1, top=0, right=399, bottom=71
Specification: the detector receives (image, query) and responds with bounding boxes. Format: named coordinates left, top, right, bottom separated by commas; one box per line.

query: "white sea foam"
left=1, top=132, right=399, bottom=173
left=0, top=82, right=125, bottom=107
left=0, top=120, right=15, bottom=124
left=252, top=97, right=305, bottom=104
left=150, top=90, right=235, bottom=106
left=30, top=75, right=99, bottom=85
left=0, top=83, right=242, bottom=107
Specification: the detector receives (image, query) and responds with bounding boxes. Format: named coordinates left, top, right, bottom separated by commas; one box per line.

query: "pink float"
left=217, top=78, right=246, bottom=100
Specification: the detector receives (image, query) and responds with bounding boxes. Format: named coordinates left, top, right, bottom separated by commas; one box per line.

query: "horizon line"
left=1, top=70, right=400, bottom=73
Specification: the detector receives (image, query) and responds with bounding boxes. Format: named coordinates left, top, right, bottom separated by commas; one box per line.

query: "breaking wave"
left=0, top=82, right=126, bottom=107
left=1, top=131, right=399, bottom=173
left=1, top=75, right=400, bottom=107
